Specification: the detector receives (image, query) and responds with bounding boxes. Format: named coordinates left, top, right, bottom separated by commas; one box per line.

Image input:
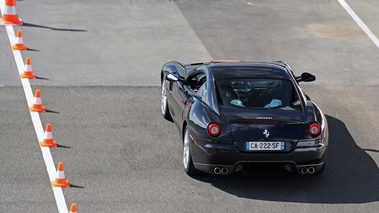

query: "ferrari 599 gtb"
left=160, top=60, right=328, bottom=176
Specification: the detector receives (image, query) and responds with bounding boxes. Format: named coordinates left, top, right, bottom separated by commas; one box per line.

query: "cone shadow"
left=36, top=76, right=49, bottom=80
left=23, top=22, right=87, bottom=32
left=69, top=184, right=84, bottom=189
left=45, top=109, right=59, bottom=114
left=363, top=149, right=379, bottom=153
left=57, top=144, right=71, bottom=148
left=27, top=48, right=39, bottom=52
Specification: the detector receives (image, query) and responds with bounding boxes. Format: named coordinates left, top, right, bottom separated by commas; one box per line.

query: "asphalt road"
left=0, top=0, right=378, bottom=212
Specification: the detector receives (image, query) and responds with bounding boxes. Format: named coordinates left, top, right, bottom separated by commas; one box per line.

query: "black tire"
left=183, top=126, right=199, bottom=175
left=161, top=78, right=172, bottom=121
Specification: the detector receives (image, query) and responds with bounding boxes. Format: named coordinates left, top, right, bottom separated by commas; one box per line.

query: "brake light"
left=308, top=123, right=321, bottom=137
left=208, top=123, right=221, bottom=137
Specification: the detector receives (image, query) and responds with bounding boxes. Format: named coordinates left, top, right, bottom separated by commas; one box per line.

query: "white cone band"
left=25, top=64, right=32, bottom=71
left=15, top=37, right=23, bottom=44
left=45, top=131, right=53, bottom=139
left=56, top=170, right=65, bottom=179
left=4, top=6, right=17, bottom=15
left=34, top=97, right=42, bottom=105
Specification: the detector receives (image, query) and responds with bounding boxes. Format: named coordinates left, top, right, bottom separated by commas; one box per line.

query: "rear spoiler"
left=184, top=60, right=241, bottom=66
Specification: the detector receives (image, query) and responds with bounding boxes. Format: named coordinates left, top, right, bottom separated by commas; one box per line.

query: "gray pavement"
left=5, top=0, right=211, bottom=86
left=0, top=0, right=378, bottom=212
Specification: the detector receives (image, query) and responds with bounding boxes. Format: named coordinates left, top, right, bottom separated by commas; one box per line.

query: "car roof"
left=207, top=62, right=292, bottom=80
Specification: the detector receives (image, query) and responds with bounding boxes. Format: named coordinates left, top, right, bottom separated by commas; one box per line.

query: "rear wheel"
left=161, top=78, right=172, bottom=121
left=183, top=126, right=199, bottom=175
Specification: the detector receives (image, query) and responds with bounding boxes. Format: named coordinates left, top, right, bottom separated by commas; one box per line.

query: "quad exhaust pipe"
left=300, top=166, right=315, bottom=175
left=214, top=165, right=316, bottom=175
left=213, top=167, right=229, bottom=175
left=221, top=167, right=229, bottom=174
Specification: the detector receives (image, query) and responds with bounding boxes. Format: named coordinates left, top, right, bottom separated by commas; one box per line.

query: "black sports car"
left=160, top=60, right=328, bottom=176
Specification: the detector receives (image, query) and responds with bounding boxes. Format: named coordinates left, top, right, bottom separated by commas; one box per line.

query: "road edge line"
left=1, top=2, right=69, bottom=213
left=338, top=0, right=379, bottom=48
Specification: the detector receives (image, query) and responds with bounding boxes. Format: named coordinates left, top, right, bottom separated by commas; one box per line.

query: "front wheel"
left=161, top=78, right=172, bottom=121
left=183, top=126, right=199, bottom=175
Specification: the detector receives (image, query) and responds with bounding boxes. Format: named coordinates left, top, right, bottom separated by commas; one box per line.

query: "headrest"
left=264, top=99, right=282, bottom=108
left=230, top=99, right=245, bottom=107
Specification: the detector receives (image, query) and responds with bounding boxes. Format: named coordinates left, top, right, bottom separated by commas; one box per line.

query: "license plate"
left=246, top=141, right=285, bottom=151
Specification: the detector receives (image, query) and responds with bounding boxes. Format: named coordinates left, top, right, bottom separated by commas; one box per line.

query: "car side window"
left=196, top=81, right=208, bottom=99
left=188, top=72, right=207, bottom=92
left=187, top=70, right=212, bottom=108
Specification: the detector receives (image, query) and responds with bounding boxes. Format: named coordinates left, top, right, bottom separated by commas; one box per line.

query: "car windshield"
left=216, top=78, right=299, bottom=109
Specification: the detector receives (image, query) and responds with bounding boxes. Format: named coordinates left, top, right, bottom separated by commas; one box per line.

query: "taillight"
left=208, top=123, right=221, bottom=137
left=308, top=123, right=321, bottom=137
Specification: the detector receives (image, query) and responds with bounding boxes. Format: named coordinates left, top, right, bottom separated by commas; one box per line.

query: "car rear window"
left=216, top=78, right=299, bottom=109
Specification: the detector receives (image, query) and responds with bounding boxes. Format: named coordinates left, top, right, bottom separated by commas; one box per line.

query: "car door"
left=171, top=68, right=208, bottom=126
left=170, top=76, right=189, bottom=125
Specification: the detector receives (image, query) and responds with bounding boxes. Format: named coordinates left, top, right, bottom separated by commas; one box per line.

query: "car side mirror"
left=166, top=73, right=179, bottom=82
left=296, top=72, right=315, bottom=82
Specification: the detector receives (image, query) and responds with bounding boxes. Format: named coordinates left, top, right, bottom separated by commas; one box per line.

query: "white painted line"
left=1, top=1, right=69, bottom=213
left=338, top=0, right=379, bottom=48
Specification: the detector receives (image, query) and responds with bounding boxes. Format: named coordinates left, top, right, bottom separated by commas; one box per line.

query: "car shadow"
left=192, top=115, right=379, bottom=204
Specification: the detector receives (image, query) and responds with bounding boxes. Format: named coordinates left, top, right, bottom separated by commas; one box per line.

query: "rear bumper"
left=191, top=138, right=328, bottom=175
left=194, top=161, right=325, bottom=175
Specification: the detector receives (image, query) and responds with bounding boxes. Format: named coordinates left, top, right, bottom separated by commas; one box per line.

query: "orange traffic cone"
left=29, top=89, right=46, bottom=112
left=0, top=0, right=23, bottom=25
left=20, top=57, right=36, bottom=79
left=52, top=162, right=70, bottom=188
left=40, top=123, right=57, bottom=148
left=12, top=30, right=27, bottom=50
left=69, top=203, right=77, bottom=213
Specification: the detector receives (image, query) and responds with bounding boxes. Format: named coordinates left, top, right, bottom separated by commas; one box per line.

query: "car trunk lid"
left=220, top=106, right=306, bottom=152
